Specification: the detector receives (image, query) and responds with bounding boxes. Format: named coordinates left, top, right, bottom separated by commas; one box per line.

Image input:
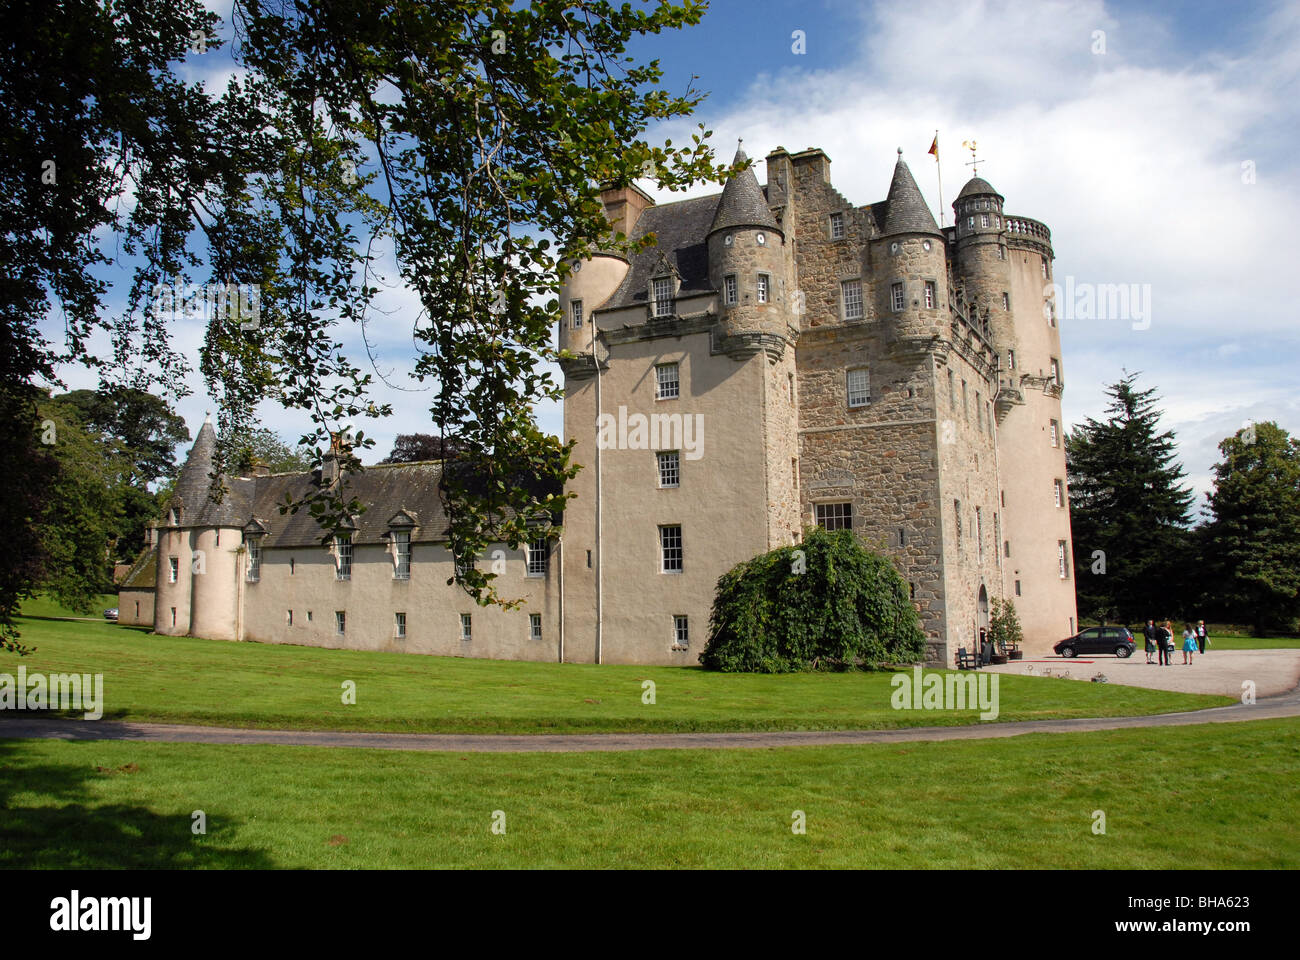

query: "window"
left=788, top=373, right=795, bottom=403
left=829, top=211, right=845, bottom=239
left=1050, top=419, right=1060, bottom=447
left=948, top=368, right=956, bottom=407
left=395, top=612, right=406, bottom=639
left=570, top=299, right=583, bottom=329
left=724, top=274, right=737, bottom=305
left=290, top=557, right=295, bottom=575
left=756, top=274, right=769, bottom=304
left=460, top=613, right=472, bottom=641
left=986, top=400, right=993, bottom=432
left=1042, top=258, right=1049, bottom=279
left=529, top=613, right=542, bottom=641
left=891, top=281, right=905, bottom=312
left=392, top=530, right=411, bottom=580
left=307, top=611, right=313, bottom=622
left=655, top=362, right=679, bottom=400
left=962, top=380, right=969, bottom=421
left=1007, top=349, right=1015, bottom=370
left=1001, top=490, right=1006, bottom=507
left=1005, top=540, right=1011, bottom=558
left=659, top=525, right=683, bottom=573
left=967, top=216, right=974, bottom=229
left=652, top=277, right=675, bottom=317
left=168, top=556, right=179, bottom=583
left=171, top=607, right=176, bottom=627
left=976, top=392, right=983, bottom=432
left=673, top=614, right=690, bottom=647
left=335, top=535, right=352, bottom=581
left=997, top=244, right=1006, bottom=261
left=954, top=500, right=962, bottom=548
left=924, top=281, right=935, bottom=309
left=1050, top=358, right=1061, bottom=386
left=841, top=279, right=863, bottom=320
left=816, top=502, right=852, bottom=531
left=976, top=507, right=983, bottom=562
left=1054, top=478, right=1064, bottom=508
left=335, top=611, right=346, bottom=635
left=215, top=530, right=219, bottom=546
left=1058, top=540, right=1070, bottom=579
left=657, top=450, right=680, bottom=488
left=1001, top=292, right=1009, bottom=311
left=1014, top=579, right=1022, bottom=597
left=846, top=368, right=870, bottom=408
left=981, top=214, right=990, bottom=228
left=527, top=537, right=549, bottom=576
left=287, top=610, right=293, bottom=627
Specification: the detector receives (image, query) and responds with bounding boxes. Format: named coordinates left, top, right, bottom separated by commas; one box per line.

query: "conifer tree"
left=1065, top=373, right=1194, bottom=623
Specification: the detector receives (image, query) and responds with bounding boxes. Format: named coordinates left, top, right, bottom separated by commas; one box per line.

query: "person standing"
left=1161, top=620, right=1175, bottom=666
left=1182, top=623, right=1198, bottom=664
left=1196, top=620, right=1209, bottom=654
left=1142, top=619, right=1159, bottom=664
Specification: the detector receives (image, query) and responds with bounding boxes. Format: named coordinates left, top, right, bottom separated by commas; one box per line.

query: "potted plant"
left=988, top=597, right=1025, bottom=661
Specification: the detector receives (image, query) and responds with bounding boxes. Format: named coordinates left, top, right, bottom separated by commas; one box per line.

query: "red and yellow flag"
left=928, top=134, right=939, bottom=159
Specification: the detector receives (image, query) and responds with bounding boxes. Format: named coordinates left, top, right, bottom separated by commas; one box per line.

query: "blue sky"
left=50, top=0, right=1300, bottom=515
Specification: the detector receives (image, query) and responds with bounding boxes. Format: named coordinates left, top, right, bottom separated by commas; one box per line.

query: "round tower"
left=559, top=184, right=646, bottom=358
left=707, top=145, right=789, bottom=353
left=952, top=176, right=1014, bottom=365
left=870, top=151, right=948, bottom=343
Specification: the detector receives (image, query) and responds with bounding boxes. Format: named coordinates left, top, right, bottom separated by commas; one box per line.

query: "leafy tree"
left=225, top=427, right=313, bottom=474
left=2, top=0, right=725, bottom=632
left=0, top=387, right=57, bottom=654
left=987, top=598, right=1024, bottom=652
left=1066, top=373, right=1194, bottom=623
left=1203, top=422, right=1300, bottom=634
left=51, top=388, right=190, bottom=485
left=381, top=433, right=461, bottom=464
left=700, top=527, right=926, bottom=673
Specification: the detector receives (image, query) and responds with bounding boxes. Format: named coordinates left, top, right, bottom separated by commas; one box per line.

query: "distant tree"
left=381, top=433, right=461, bottom=463
left=1203, top=422, right=1300, bottom=634
left=700, top=527, right=926, bottom=672
left=0, top=386, right=56, bottom=654
left=52, top=388, right=190, bottom=485
left=1066, top=373, right=1194, bottom=623
left=225, top=428, right=312, bottom=474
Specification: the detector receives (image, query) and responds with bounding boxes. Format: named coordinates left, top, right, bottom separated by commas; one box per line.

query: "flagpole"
left=932, top=130, right=945, bottom=227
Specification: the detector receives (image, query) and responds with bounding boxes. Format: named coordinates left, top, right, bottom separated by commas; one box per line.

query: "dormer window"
left=242, top=519, right=268, bottom=583
left=387, top=511, right=416, bottom=580
left=168, top=507, right=180, bottom=526
left=652, top=277, right=675, bottom=318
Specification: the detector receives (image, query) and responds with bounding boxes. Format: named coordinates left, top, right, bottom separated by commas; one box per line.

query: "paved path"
left=2, top=683, right=1298, bottom=753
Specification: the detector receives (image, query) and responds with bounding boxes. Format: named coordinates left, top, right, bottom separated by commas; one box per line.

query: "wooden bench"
left=955, top=646, right=980, bottom=670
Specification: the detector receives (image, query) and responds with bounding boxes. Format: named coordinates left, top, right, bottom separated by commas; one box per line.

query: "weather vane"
left=962, top=139, right=980, bottom=176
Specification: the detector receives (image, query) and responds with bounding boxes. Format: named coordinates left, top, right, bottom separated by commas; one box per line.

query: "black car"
left=1054, top=626, right=1136, bottom=659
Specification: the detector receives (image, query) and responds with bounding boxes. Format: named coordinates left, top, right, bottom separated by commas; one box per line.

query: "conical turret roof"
left=169, top=416, right=252, bottom=526
left=708, top=145, right=780, bottom=235
left=956, top=176, right=1003, bottom=202
left=880, top=157, right=942, bottom=236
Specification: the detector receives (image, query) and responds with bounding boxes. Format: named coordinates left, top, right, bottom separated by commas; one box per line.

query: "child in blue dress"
left=1181, top=624, right=1198, bottom=664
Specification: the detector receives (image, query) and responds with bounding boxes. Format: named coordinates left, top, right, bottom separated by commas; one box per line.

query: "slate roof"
left=874, top=158, right=943, bottom=237
left=602, top=192, right=722, bottom=311
left=955, top=176, right=1003, bottom=201
left=119, top=547, right=157, bottom=590
left=708, top=146, right=780, bottom=235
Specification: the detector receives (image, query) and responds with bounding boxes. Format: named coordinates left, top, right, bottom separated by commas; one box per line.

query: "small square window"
left=660, top=525, right=683, bottom=573
left=529, top=613, right=542, bottom=641
left=816, top=502, right=852, bottom=531
left=829, top=212, right=845, bottom=239
left=570, top=299, right=583, bottom=329
left=841, top=280, right=863, bottom=321
left=657, top=450, right=680, bottom=488
left=891, top=282, right=904, bottom=312
left=395, top=612, right=406, bottom=639
left=655, top=362, right=680, bottom=400
left=846, top=368, right=870, bottom=408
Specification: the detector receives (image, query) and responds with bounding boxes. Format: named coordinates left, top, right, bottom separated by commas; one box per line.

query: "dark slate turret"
left=708, top=145, right=781, bottom=236
left=879, top=157, right=942, bottom=237
left=169, top=415, right=251, bottom=526
left=955, top=176, right=1004, bottom=204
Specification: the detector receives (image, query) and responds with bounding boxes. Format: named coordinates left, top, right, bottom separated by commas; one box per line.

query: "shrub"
left=987, top=597, right=1024, bottom=650
left=699, top=527, right=927, bottom=672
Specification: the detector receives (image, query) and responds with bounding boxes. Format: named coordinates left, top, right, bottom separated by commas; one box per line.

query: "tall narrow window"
left=723, top=274, right=737, bottom=305
left=392, top=530, right=411, bottom=580
left=924, top=281, right=936, bottom=309
left=1014, top=579, right=1022, bottom=596
left=652, top=277, right=674, bottom=317
left=1050, top=358, right=1061, bottom=386
left=954, top=500, right=963, bottom=549
left=981, top=214, right=990, bottom=228
left=529, top=613, right=542, bottom=641
left=962, top=380, right=969, bottom=421
left=659, top=525, right=683, bottom=573
left=948, top=368, right=956, bottom=407
left=846, top=368, right=870, bottom=408
left=460, top=613, right=472, bottom=641
left=841, top=279, right=863, bottom=320
left=815, top=502, right=852, bottom=531
left=570, top=299, right=583, bottom=329
left=1042, top=258, right=1049, bottom=279
left=246, top=541, right=261, bottom=582
left=1007, top=349, right=1016, bottom=370
left=657, top=450, right=680, bottom=488
left=527, top=537, right=549, bottom=576
left=976, top=507, right=983, bottom=563
left=335, top=535, right=352, bottom=581
left=1054, top=478, right=1064, bottom=508
left=335, top=611, right=346, bottom=635
left=756, top=274, right=769, bottom=304
left=655, top=362, right=679, bottom=400
left=1058, top=540, right=1070, bottom=579
left=997, top=244, right=1006, bottom=260
left=395, top=612, right=406, bottom=639
left=976, top=392, right=983, bottom=432
left=891, top=281, right=905, bottom=312
left=1050, top=419, right=1060, bottom=447
left=829, top=211, right=845, bottom=239
left=673, top=614, right=690, bottom=647
left=287, top=610, right=293, bottom=627
left=1001, top=292, right=1010, bottom=310
left=168, top=556, right=179, bottom=583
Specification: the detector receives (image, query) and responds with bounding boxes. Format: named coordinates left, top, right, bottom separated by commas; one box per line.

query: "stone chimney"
left=600, top=182, right=655, bottom=238
left=321, top=432, right=350, bottom=487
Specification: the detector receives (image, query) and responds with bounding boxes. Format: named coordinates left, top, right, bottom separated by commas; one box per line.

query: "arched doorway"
left=977, top=585, right=990, bottom=659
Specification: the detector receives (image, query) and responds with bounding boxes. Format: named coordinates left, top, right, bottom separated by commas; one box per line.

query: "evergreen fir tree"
left=1066, top=372, right=1194, bottom=623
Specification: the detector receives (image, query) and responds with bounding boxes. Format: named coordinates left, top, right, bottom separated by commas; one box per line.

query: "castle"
left=119, top=144, right=1078, bottom=666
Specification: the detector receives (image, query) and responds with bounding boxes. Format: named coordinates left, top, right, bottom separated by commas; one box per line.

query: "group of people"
left=1141, top=619, right=1209, bottom=665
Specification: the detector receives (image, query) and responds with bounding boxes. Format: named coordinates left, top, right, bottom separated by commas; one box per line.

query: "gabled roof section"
left=600, top=192, right=721, bottom=311
left=876, top=157, right=942, bottom=237
left=708, top=145, right=780, bottom=236
left=119, top=546, right=157, bottom=590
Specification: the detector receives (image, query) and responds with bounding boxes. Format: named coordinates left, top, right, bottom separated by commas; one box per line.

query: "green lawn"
left=1, top=718, right=1296, bottom=868
left=4, top=614, right=1234, bottom=734
left=1204, top=636, right=1300, bottom=650
left=18, top=594, right=118, bottom=620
